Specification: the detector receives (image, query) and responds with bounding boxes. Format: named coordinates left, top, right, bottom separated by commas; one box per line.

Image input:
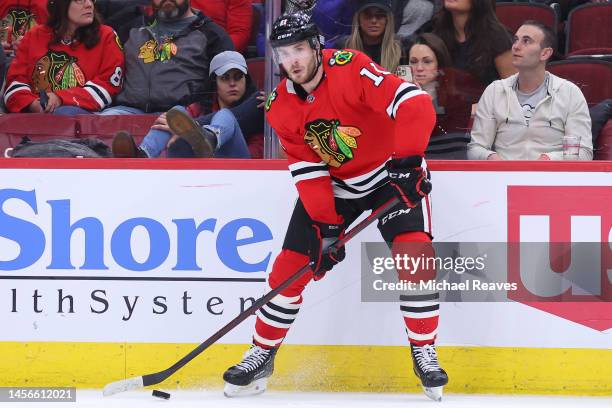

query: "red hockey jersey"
left=0, top=0, right=48, bottom=45
left=265, top=49, right=435, bottom=224
left=191, top=0, right=252, bottom=52
left=4, top=24, right=124, bottom=113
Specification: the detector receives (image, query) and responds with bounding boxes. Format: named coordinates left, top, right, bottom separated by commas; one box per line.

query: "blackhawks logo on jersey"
left=0, top=8, right=36, bottom=44
left=31, top=51, right=86, bottom=93
left=304, top=119, right=361, bottom=168
left=138, top=39, right=177, bottom=63
left=264, top=89, right=277, bottom=111
left=328, top=50, right=354, bottom=67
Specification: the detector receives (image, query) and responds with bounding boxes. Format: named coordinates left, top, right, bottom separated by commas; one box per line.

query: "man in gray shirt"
left=468, top=20, right=592, bottom=160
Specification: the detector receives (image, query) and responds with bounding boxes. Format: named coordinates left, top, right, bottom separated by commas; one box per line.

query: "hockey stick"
left=102, top=196, right=400, bottom=396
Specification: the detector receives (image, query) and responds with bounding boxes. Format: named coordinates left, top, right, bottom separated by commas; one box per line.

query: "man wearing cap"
left=113, top=50, right=263, bottom=158
left=165, top=50, right=265, bottom=158
left=101, top=0, right=233, bottom=118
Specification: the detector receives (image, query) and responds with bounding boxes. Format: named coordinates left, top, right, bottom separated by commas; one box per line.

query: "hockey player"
left=223, top=12, right=448, bottom=401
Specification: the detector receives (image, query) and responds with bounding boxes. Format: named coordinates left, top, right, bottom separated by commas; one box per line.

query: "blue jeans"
left=98, top=105, right=151, bottom=115
left=206, top=108, right=251, bottom=158
left=54, top=106, right=92, bottom=115
left=144, top=106, right=251, bottom=158
left=98, top=105, right=163, bottom=157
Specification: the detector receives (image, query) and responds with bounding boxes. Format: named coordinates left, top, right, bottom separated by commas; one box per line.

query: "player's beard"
left=286, top=53, right=318, bottom=85
left=155, top=0, right=190, bottom=21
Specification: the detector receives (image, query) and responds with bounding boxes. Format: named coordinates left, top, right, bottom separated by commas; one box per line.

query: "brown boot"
left=166, top=107, right=217, bottom=158
left=112, top=131, right=147, bottom=158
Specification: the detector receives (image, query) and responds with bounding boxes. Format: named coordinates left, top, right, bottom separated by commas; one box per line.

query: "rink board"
left=0, top=160, right=611, bottom=394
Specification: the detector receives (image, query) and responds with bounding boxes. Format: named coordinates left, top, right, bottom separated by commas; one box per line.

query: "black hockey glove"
left=386, top=155, right=432, bottom=208
left=309, top=221, right=346, bottom=281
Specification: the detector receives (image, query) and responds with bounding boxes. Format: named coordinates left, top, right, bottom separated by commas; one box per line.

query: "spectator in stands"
left=3, top=0, right=125, bottom=114
left=191, top=0, right=252, bottom=53
left=468, top=21, right=592, bottom=160
left=1, top=0, right=48, bottom=58
left=112, top=51, right=264, bottom=158
left=393, top=0, right=435, bottom=40
left=335, top=0, right=404, bottom=72
left=101, top=0, right=234, bottom=115
left=409, top=33, right=452, bottom=116
left=433, top=0, right=516, bottom=86
left=409, top=33, right=473, bottom=158
left=590, top=99, right=611, bottom=148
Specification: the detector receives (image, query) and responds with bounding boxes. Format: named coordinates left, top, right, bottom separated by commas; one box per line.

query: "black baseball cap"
left=356, top=0, right=392, bottom=14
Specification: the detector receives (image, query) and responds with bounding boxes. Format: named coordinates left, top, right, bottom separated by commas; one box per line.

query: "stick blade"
left=102, top=376, right=144, bottom=396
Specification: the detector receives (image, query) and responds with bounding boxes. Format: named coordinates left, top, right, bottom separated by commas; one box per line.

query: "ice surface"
left=2, top=390, right=610, bottom=408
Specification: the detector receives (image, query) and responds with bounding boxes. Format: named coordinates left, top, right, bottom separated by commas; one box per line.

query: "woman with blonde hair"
left=335, top=0, right=403, bottom=72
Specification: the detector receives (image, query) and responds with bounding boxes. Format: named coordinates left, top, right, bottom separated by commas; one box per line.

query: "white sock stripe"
left=256, top=310, right=294, bottom=329
left=253, top=332, right=283, bottom=347
left=265, top=283, right=302, bottom=304
left=261, top=304, right=299, bottom=321
left=258, top=306, right=296, bottom=324
left=401, top=310, right=440, bottom=319
left=400, top=301, right=439, bottom=308
left=268, top=300, right=301, bottom=310
left=407, top=328, right=438, bottom=341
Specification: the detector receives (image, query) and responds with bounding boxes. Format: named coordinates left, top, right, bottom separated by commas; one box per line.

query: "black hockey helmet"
left=269, top=12, right=324, bottom=49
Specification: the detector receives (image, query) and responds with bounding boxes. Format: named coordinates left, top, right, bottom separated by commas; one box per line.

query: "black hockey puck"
left=152, top=390, right=171, bottom=400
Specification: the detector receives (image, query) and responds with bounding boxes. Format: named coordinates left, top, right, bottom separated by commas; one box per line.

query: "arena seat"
left=566, top=48, right=612, bottom=61
left=566, top=3, right=612, bottom=55
left=547, top=58, right=612, bottom=106
left=495, top=2, right=559, bottom=38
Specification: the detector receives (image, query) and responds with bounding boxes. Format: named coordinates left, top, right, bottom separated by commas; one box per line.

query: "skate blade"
left=223, top=378, right=268, bottom=398
left=423, top=385, right=443, bottom=402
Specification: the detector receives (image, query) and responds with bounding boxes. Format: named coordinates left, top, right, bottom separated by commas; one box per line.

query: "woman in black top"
left=432, top=0, right=515, bottom=86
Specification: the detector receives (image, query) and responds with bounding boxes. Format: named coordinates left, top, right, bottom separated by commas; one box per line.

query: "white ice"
left=3, top=390, right=611, bottom=408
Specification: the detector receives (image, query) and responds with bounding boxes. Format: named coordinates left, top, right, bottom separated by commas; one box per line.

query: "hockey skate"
left=411, top=343, right=448, bottom=402
left=223, top=345, right=278, bottom=397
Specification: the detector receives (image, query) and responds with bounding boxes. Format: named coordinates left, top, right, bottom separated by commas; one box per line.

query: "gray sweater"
left=116, top=11, right=234, bottom=113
